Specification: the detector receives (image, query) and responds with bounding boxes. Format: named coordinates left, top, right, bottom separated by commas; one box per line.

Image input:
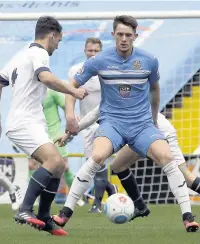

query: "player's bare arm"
left=150, top=82, right=160, bottom=127
left=56, top=105, right=100, bottom=147
left=65, top=78, right=82, bottom=135
left=38, top=71, right=87, bottom=100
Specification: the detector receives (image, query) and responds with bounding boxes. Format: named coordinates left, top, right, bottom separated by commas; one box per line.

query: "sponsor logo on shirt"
left=118, top=84, right=131, bottom=98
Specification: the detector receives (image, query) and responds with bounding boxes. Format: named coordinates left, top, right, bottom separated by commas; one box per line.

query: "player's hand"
left=154, top=120, right=158, bottom=128
left=75, top=114, right=80, bottom=122
left=54, top=132, right=72, bottom=147
left=67, top=116, right=79, bottom=135
left=73, top=87, right=88, bottom=100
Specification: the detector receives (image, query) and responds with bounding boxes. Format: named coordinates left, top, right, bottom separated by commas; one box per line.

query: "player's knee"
left=162, top=152, right=173, bottom=165
left=92, top=153, right=106, bottom=166
left=155, top=151, right=173, bottom=166
left=48, top=155, right=65, bottom=177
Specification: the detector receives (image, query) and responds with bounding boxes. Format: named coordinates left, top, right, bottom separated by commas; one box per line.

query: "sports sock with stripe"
left=20, top=167, right=52, bottom=212
left=37, top=178, right=60, bottom=221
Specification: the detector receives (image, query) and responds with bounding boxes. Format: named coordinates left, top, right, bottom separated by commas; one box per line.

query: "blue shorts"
left=94, top=121, right=165, bottom=157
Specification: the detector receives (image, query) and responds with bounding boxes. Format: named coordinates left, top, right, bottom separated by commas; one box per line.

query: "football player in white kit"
left=0, top=113, right=22, bottom=211
left=0, top=170, right=22, bottom=211
left=0, top=16, right=87, bottom=236
left=67, top=38, right=117, bottom=213
left=56, top=106, right=200, bottom=231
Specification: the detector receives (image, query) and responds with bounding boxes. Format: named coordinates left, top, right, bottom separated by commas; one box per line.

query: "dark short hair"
left=113, top=15, right=138, bottom=31
left=35, top=16, right=62, bottom=39
left=85, top=37, right=103, bottom=50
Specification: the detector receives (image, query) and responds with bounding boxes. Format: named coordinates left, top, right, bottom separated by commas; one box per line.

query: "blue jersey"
left=74, top=46, right=159, bottom=127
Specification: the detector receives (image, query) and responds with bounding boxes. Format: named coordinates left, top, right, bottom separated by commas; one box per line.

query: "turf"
left=1, top=204, right=200, bottom=244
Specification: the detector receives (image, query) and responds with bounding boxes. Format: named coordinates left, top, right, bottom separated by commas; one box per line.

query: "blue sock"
left=37, top=178, right=60, bottom=221
left=20, top=167, right=52, bottom=212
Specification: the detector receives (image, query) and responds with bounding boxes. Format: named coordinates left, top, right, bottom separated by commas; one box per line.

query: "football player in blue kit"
left=53, top=15, right=198, bottom=232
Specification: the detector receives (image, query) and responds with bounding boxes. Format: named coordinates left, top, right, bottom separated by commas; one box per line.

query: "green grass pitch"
left=1, top=204, right=200, bottom=244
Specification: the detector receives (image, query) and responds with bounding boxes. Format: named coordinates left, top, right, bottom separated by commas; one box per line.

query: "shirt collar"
left=29, top=43, right=45, bottom=49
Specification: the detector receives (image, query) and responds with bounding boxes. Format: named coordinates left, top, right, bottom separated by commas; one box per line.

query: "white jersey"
left=0, top=43, right=50, bottom=132
left=157, top=112, right=176, bottom=137
left=68, top=62, right=101, bottom=118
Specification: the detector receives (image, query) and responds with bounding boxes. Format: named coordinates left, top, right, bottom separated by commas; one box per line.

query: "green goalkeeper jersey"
left=42, top=89, right=68, bottom=157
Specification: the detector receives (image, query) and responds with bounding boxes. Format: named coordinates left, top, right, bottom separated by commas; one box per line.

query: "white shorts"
left=6, top=123, right=52, bottom=156
left=166, top=132, right=185, bottom=166
left=83, top=123, right=99, bottom=158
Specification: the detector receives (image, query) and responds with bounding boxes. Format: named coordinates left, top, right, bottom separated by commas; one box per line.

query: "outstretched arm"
left=78, top=105, right=100, bottom=131
left=39, top=72, right=87, bottom=100
left=55, top=105, right=100, bottom=147
left=66, top=57, right=99, bottom=135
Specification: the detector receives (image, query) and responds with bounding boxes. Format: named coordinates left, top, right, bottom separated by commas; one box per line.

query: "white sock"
left=163, top=162, right=191, bottom=215
left=0, top=170, right=15, bottom=194
left=64, top=157, right=101, bottom=210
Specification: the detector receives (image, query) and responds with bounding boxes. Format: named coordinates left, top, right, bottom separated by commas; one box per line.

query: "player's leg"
left=105, top=180, right=118, bottom=197
left=89, top=164, right=118, bottom=213
left=7, top=124, right=67, bottom=234
left=167, top=132, right=200, bottom=194
left=84, top=125, right=117, bottom=213
left=0, top=170, right=22, bottom=211
left=62, top=156, right=85, bottom=206
left=28, top=158, right=39, bottom=178
left=32, top=143, right=67, bottom=235
left=112, top=146, right=150, bottom=218
left=55, top=142, right=74, bottom=189
left=131, top=125, right=199, bottom=232
left=53, top=122, right=125, bottom=227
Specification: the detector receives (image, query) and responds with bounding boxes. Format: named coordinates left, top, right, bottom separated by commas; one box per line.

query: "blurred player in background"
left=53, top=15, right=198, bottom=232
left=67, top=37, right=117, bottom=213
left=0, top=170, right=22, bottom=211
left=0, top=93, right=22, bottom=211
left=0, top=16, right=87, bottom=235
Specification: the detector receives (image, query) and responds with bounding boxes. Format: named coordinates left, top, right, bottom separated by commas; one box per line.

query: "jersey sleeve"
left=148, top=57, right=160, bottom=84
left=78, top=105, right=100, bottom=131
left=74, top=57, right=99, bottom=86
left=68, top=66, right=77, bottom=81
left=0, top=65, right=9, bottom=86
left=32, top=49, right=51, bottom=79
left=52, top=90, right=65, bottom=108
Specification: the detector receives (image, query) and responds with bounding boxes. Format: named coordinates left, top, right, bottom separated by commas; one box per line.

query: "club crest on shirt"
left=42, top=60, right=48, bottom=66
left=133, top=60, right=141, bottom=70
left=77, top=66, right=84, bottom=75
left=119, top=85, right=131, bottom=98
